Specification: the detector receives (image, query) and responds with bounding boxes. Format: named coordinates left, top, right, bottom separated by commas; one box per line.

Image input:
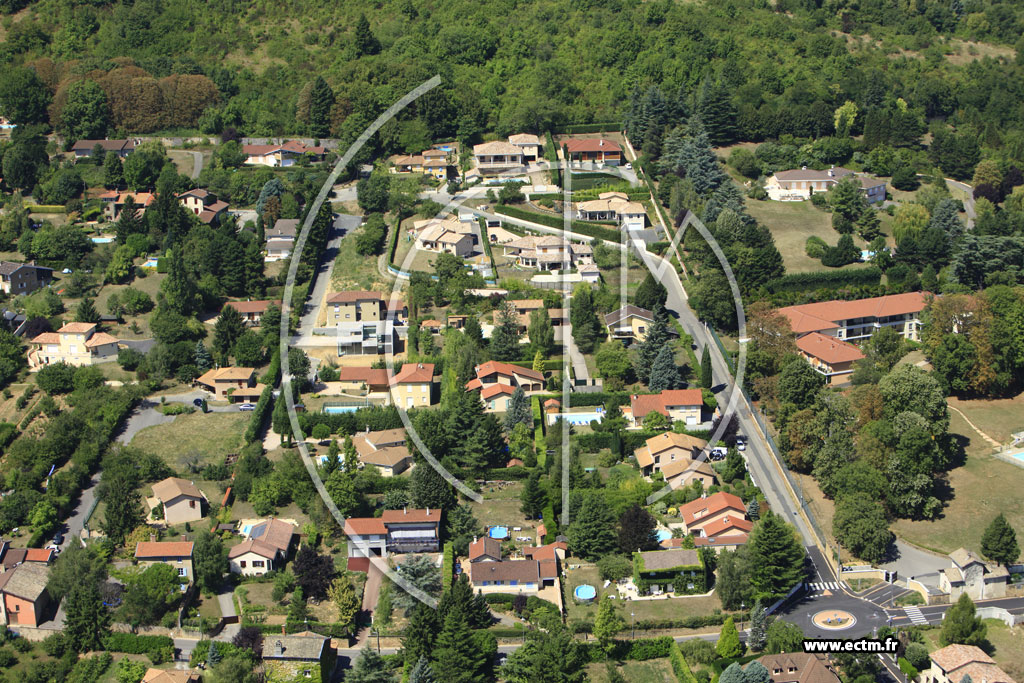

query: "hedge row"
left=253, top=622, right=352, bottom=638
left=189, top=641, right=255, bottom=667
left=493, top=204, right=620, bottom=242
left=259, top=347, right=281, bottom=385
left=544, top=131, right=562, bottom=187
left=581, top=636, right=675, bottom=663
left=575, top=613, right=747, bottom=633
left=102, top=633, right=175, bottom=664
left=484, top=465, right=530, bottom=480
left=536, top=391, right=632, bottom=407
left=481, top=594, right=559, bottom=614
left=508, top=359, right=562, bottom=372
left=26, top=205, right=66, bottom=213
left=553, top=122, right=623, bottom=134
left=442, top=542, right=454, bottom=592
left=243, top=385, right=274, bottom=443
left=765, top=267, right=882, bottom=293
left=669, top=641, right=700, bottom=683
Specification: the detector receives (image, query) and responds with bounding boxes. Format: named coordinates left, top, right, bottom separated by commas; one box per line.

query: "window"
left=178, top=568, right=186, bottom=577
left=189, top=500, right=196, bottom=508
left=510, top=580, right=518, bottom=586
left=421, top=384, right=427, bottom=393
left=253, top=560, right=265, bottom=568
left=240, top=561, right=246, bottom=568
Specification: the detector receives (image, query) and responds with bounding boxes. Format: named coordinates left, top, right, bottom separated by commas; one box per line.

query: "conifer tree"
left=748, top=599, right=768, bottom=651
left=354, top=14, right=382, bottom=56
left=490, top=302, right=522, bottom=361
left=194, top=341, right=213, bottom=371
left=716, top=616, right=744, bottom=658
left=569, top=283, right=602, bottom=354
left=75, top=297, right=100, bottom=324
left=748, top=511, right=806, bottom=602
left=593, top=596, right=625, bottom=651
left=981, top=513, right=1019, bottom=566
left=634, top=304, right=670, bottom=384
left=700, top=344, right=713, bottom=388
left=410, top=456, right=456, bottom=511
left=206, top=641, right=221, bottom=668
left=308, top=76, right=335, bottom=138
left=648, top=345, right=681, bottom=392
left=214, top=304, right=245, bottom=360
left=520, top=471, right=546, bottom=520
left=409, top=655, right=436, bottom=683
left=940, top=593, right=987, bottom=647
left=403, top=602, right=440, bottom=666
left=432, top=603, right=478, bottom=683
left=504, top=386, right=532, bottom=432
left=528, top=308, right=555, bottom=356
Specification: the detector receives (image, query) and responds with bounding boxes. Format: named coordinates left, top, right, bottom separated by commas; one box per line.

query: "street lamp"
left=741, top=602, right=745, bottom=633
left=631, top=610, right=635, bottom=640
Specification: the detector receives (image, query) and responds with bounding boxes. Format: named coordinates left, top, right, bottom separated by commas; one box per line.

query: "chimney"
left=150, top=534, right=156, bottom=543
left=181, top=535, right=187, bottom=542
left=599, top=139, right=604, bottom=147
left=801, top=165, right=807, bottom=170
left=403, top=507, right=407, bottom=515
left=274, top=640, right=284, bottom=656
left=426, top=507, right=430, bottom=516
left=281, top=626, right=285, bottom=635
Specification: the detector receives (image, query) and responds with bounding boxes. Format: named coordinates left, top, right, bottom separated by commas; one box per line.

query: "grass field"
left=744, top=200, right=873, bottom=274
left=329, top=227, right=390, bottom=292
left=921, top=620, right=1024, bottom=681
left=948, top=392, right=1024, bottom=446
left=892, top=409, right=1024, bottom=560
left=131, top=411, right=248, bottom=470
left=586, top=659, right=676, bottom=683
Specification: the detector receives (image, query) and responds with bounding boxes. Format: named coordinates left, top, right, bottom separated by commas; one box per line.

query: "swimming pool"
left=323, top=405, right=360, bottom=414
left=574, top=585, right=596, bottom=602
left=656, top=529, right=672, bottom=543
left=555, top=411, right=603, bottom=426
left=142, top=258, right=159, bottom=268
left=488, top=526, right=509, bottom=539
left=91, top=236, right=114, bottom=243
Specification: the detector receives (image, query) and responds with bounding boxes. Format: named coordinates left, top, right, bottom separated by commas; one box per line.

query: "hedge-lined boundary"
left=508, top=359, right=562, bottom=371
left=102, top=633, right=175, bottom=664
left=552, top=122, right=623, bottom=134
left=669, top=641, right=700, bottom=683
left=243, top=384, right=274, bottom=443
left=26, top=205, right=66, bottom=213
left=544, top=131, right=561, bottom=187
left=765, top=266, right=882, bottom=293
left=442, top=541, right=454, bottom=592
left=493, top=204, right=621, bottom=243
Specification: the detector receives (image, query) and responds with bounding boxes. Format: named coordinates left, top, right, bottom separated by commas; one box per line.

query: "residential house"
left=604, top=305, right=655, bottom=344
left=502, top=235, right=593, bottom=271
left=470, top=560, right=541, bottom=594
left=71, top=139, right=135, bottom=158
left=351, top=427, right=413, bottom=476
left=324, top=291, right=403, bottom=356
left=576, top=192, right=646, bottom=230
left=324, top=291, right=393, bottom=326
left=345, top=508, right=442, bottom=570
left=151, top=477, right=206, bottom=525
left=195, top=367, right=256, bottom=400
left=0, top=563, right=50, bottom=627
left=141, top=669, right=201, bottom=683
left=390, top=362, right=435, bottom=408
left=333, top=367, right=391, bottom=394
left=229, top=518, right=297, bottom=576
left=564, top=138, right=622, bottom=165
left=473, top=141, right=524, bottom=175
left=924, top=644, right=1016, bottom=683
left=659, top=458, right=717, bottom=491
left=336, top=319, right=396, bottom=356
left=795, top=332, right=865, bottom=385
left=765, top=166, right=886, bottom=203
left=422, top=148, right=448, bottom=180
left=412, top=216, right=475, bottom=257
left=634, top=432, right=708, bottom=478
left=242, top=140, right=326, bottom=167
left=468, top=537, right=502, bottom=563
left=479, top=383, right=517, bottom=413
left=0, top=539, right=54, bottom=571
left=265, top=218, right=299, bottom=260
left=134, top=540, right=194, bottom=581
left=262, top=632, right=332, bottom=683
left=508, top=133, right=542, bottom=162
left=778, top=292, right=931, bottom=343
left=27, top=322, right=121, bottom=369
left=753, top=653, right=841, bottom=683
left=678, top=492, right=749, bottom=539
left=99, top=191, right=155, bottom=221
left=632, top=548, right=706, bottom=594
left=466, top=360, right=545, bottom=396
left=223, top=299, right=281, bottom=325
left=392, top=154, right=425, bottom=174
left=0, top=261, right=52, bottom=295
left=177, top=188, right=229, bottom=225
left=938, top=547, right=1009, bottom=601
left=624, top=389, right=704, bottom=428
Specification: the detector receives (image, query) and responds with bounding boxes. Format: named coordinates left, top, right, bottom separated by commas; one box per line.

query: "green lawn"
left=744, top=199, right=873, bottom=274
left=330, top=227, right=390, bottom=292
left=131, top=411, right=249, bottom=470
left=587, top=659, right=677, bottom=683
left=892, top=409, right=1024, bottom=560
left=948, top=392, right=1024, bottom=446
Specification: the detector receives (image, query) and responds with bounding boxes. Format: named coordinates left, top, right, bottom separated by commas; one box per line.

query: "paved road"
left=945, top=178, right=975, bottom=228
left=563, top=324, right=591, bottom=384
left=62, top=474, right=99, bottom=550
left=293, top=214, right=359, bottom=341
left=878, top=539, right=949, bottom=587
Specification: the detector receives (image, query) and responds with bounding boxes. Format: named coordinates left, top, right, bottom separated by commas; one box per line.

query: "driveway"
left=62, top=474, right=100, bottom=549
left=878, top=539, right=950, bottom=586
left=216, top=586, right=240, bottom=640
left=189, top=151, right=203, bottom=179
left=563, top=325, right=591, bottom=384
left=945, top=178, right=975, bottom=228
left=292, top=214, right=360, bottom=342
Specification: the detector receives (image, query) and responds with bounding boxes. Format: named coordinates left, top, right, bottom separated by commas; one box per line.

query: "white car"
left=624, top=163, right=633, bottom=170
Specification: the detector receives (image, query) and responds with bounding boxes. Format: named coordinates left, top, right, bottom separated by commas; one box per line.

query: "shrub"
left=102, top=633, right=175, bottom=664
left=805, top=236, right=828, bottom=258
left=898, top=658, right=919, bottom=677
left=0, top=647, right=17, bottom=667
left=597, top=555, right=633, bottom=581
left=41, top=632, right=69, bottom=657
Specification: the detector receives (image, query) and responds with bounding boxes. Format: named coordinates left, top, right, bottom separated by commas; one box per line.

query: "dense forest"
left=0, top=0, right=1022, bottom=165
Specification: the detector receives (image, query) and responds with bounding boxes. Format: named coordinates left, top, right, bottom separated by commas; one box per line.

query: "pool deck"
left=993, top=447, right=1024, bottom=469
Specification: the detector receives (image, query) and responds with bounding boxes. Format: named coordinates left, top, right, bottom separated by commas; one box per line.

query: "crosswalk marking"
left=807, top=581, right=840, bottom=592
left=904, top=605, right=928, bottom=625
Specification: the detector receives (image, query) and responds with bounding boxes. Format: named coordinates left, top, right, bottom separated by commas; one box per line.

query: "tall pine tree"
left=981, top=513, right=1019, bottom=566
left=503, top=386, right=532, bottom=432
left=648, top=345, right=681, bottom=392
left=634, top=304, right=670, bottom=384
left=700, top=344, right=713, bottom=388
left=308, top=76, right=335, bottom=138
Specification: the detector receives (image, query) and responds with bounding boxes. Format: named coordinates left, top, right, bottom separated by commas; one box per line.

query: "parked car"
left=192, top=398, right=204, bottom=408
left=709, top=447, right=728, bottom=461
left=624, top=163, right=633, bottom=170
left=238, top=403, right=255, bottom=411
left=736, top=436, right=747, bottom=451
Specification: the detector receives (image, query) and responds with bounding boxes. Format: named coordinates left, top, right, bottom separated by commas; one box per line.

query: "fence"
left=766, top=581, right=805, bottom=615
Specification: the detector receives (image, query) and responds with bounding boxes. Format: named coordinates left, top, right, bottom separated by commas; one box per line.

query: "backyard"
left=586, top=659, right=676, bottom=683
left=130, top=411, right=249, bottom=471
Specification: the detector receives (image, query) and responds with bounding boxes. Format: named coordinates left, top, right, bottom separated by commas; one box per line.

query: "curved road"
left=189, top=151, right=203, bottom=179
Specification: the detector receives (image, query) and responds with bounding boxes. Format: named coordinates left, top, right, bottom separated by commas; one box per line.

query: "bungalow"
left=633, top=432, right=709, bottom=479
left=469, top=559, right=541, bottom=594
left=345, top=508, right=442, bottom=570
left=795, top=332, right=864, bottom=386
left=99, top=191, right=155, bottom=222
left=938, top=547, right=1009, bottom=601
left=135, top=540, right=194, bottom=581
left=924, top=644, right=1015, bottom=683
left=508, top=133, right=542, bottom=162
left=0, top=563, right=50, bottom=627
left=351, top=427, right=413, bottom=476
left=502, top=235, right=593, bottom=271
left=413, top=216, right=475, bottom=258
left=678, top=492, right=748, bottom=538
left=465, top=360, right=545, bottom=395
left=778, top=292, right=930, bottom=343
left=632, top=548, right=707, bottom=595
left=765, top=166, right=885, bottom=203
left=229, top=518, right=297, bottom=576
left=390, top=362, right=435, bottom=408
left=473, top=140, right=524, bottom=175
left=564, top=138, right=622, bottom=166
left=753, top=654, right=840, bottom=683
left=71, top=138, right=135, bottom=158
left=604, top=305, right=655, bottom=344
left=479, top=383, right=517, bottom=413
left=576, top=192, right=646, bottom=231
left=151, top=477, right=206, bottom=525
left=624, top=389, right=704, bottom=428
left=224, top=299, right=281, bottom=325
left=243, top=140, right=326, bottom=167
left=195, top=367, right=256, bottom=400
left=177, top=189, right=229, bottom=225
left=333, top=366, right=391, bottom=394
left=28, top=322, right=122, bottom=369
left=262, top=632, right=332, bottom=683
left=0, top=261, right=52, bottom=296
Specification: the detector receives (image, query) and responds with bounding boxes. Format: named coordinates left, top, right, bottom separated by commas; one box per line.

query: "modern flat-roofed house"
left=576, top=191, right=646, bottom=230
left=325, top=290, right=390, bottom=325
left=0, top=261, right=52, bottom=295
left=473, top=140, right=524, bottom=175
left=564, top=138, right=622, bottom=165
left=135, top=540, right=194, bottom=581
left=778, top=292, right=930, bottom=343
left=795, top=332, right=864, bottom=385
left=508, top=133, right=542, bottom=162
left=351, top=427, right=413, bottom=476
left=752, top=654, right=841, bottom=683
left=466, top=360, right=545, bottom=395
left=938, top=547, right=1009, bottom=601
left=0, top=563, right=50, bottom=627
left=243, top=140, right=326, bottom=167
left=27, top=322, right=122, bottom=369
left=624, top=389, right=704, bottom=427
left=151, top=477, right=206, bottom=525
left=604, top=305, right=654, bottom=344
left=72, top=138, right=136, bottom=158
left=196, top=366, right=256, bottom=399
left=224, top=299, right=281, bottom=325
left=634, top=432, right=708, bottom=478
left=344, top=517, right=388, bottom=571
left=924, top=644, right=1016, bottom=683
left=177, top=189, right=229, bottom=225
left=229, top=518, right=297, bottom=576
left=390, top=362, right=435, bottom=408
left=765, top=166, right=885, bottom=203
left=100, top=191, right=155, bottom=221
left=502, top=235, right=593, bottom=271
left=262, top=632, right=332, bottom=683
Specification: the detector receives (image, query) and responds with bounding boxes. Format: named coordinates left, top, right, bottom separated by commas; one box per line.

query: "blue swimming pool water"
left=142, top=258, right=158, bottom=268
left=324, top=405, right=359, bottom=414
left=91, top=237, right=114, bottom=243
left=574, top=585, right=596, bottom=601
left=561, top=412, right=603, bottom=426
left=488, top=526, right=509, bottom=539
left=656, top=529, right=672, bottom=542
left=1011, top=452, right=1024, bottom=462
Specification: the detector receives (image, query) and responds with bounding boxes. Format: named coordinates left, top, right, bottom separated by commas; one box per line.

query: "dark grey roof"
left=604, top=305, right=654, bottom=327
left=262, top=634, right=327, bottom=660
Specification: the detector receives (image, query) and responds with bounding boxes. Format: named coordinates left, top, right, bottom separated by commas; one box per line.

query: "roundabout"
left=811, top=609, right=857, bottom=631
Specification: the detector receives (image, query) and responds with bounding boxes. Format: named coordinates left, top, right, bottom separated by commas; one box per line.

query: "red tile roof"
left=335, top=367, right=391, bottom=386
left=468, top=537, right=502, bottom=561
left=224, top=300, right=280, bottom=314
left=135, top=541, right=194, bottom=559
left=481, top=384, right=517, bottom=400
left=796, top=332, right=865, bottom=365
left=391, top=363, right=435, bottom=384
left=630, top=389, right=704, bottom=420
left=473, top=360, right=544, bottom=383
left=325, top=290, right=384, bottom=303
left=344, top=518, right=387, bottom=536
left=701, top=514, right=754, bottom=538
left=564, top=138, right=622, bottom=153
left=522, top=542, right=567, bottom=562
left=381, top=508, right=441, bottom=524
left=778, top=292, right=931, bottom=335
left=678, top=492, right=746, bottom=526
